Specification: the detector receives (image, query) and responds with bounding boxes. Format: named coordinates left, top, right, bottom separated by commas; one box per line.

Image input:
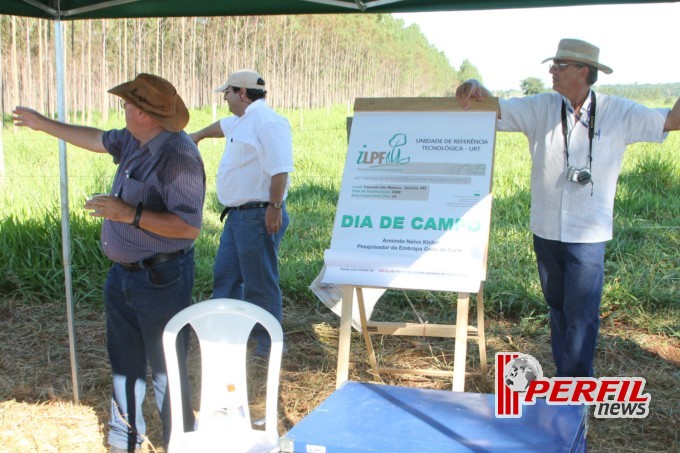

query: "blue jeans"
left=105, top=248, right=196, bottom=450
left=533, top=235, right=606, bottom=377
left=213, top=205, right=289, bottom=356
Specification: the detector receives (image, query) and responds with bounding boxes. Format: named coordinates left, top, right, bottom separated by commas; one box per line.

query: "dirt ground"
left=0, top=297, right=678, bottom=452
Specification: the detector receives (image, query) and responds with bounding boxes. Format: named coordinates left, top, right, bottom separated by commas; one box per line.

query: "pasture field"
left=0, top=102, right=678, bottom=452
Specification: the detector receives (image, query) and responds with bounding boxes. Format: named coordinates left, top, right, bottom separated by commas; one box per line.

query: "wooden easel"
left=335, top=284, right=487, bottom=392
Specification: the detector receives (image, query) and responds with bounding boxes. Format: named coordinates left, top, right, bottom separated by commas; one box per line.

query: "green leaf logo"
left=387, top=133, right=410, bottom=165
left=389, top=133, right=407, bottom=148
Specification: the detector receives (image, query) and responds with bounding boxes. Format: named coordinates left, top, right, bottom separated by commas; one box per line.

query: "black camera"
left=566, top=166, right=592, bottom=185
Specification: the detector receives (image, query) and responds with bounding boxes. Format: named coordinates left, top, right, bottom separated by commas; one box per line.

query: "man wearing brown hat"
left=190, top=69, right=293, bottom=359
left=13, top=73, right=205, bottom=452
left=455, top=39, right=680, bottom=378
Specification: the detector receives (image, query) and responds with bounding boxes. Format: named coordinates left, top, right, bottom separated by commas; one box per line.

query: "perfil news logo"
left=495, top=353, right=651, bottom=419
left=356, top=133, right=411, bottom=167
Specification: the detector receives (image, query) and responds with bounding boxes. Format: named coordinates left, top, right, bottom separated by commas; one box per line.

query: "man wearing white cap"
left=455, top=39, right=679, bottom=378
left=190, top=69, right=293, bottom=358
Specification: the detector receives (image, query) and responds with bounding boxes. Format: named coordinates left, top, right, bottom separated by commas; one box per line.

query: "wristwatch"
left=269, top=201, right=283, bottom=209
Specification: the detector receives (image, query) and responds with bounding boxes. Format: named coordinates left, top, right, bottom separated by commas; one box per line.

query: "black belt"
left=220, top=202, right=269, bottom=222
left=118, top=248, right=189, bottom=271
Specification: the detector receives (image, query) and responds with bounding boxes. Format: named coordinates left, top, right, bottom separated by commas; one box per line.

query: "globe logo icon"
left=504, top=354, right=543, bottom=393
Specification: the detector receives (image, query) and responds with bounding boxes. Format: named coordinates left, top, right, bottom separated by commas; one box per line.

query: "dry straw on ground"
left=1, top=296, right=678, bottom=452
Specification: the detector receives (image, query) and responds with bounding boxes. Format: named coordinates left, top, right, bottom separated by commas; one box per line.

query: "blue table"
left=280, top=381, right=586, bottom=453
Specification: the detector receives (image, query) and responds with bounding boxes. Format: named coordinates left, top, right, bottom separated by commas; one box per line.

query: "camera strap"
left=562, top=91, right=596, bottom=194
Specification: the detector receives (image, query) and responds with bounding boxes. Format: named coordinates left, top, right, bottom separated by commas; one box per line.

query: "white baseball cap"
left=214, top=69, right=267, bottom=93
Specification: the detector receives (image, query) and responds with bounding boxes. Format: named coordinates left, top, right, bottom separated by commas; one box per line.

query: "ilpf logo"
left=495, top=352, right=651, bottom=419
left=356, top=133, right=411, bottom=167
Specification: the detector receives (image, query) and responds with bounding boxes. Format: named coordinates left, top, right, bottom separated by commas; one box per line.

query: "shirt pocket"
left=224, top=140, right=246, bottom=168
left=590, top=134, right=617, bottom=167
left=122, top=177, right=146, bottom=206
left=590, top=135, right=625, bottom=183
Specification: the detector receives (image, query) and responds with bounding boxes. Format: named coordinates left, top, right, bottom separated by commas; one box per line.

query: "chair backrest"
left=163, top=298, right=283, bottom=441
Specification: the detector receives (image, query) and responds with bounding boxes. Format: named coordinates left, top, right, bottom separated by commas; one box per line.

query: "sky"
left=393, top=2, right=680, bottom=91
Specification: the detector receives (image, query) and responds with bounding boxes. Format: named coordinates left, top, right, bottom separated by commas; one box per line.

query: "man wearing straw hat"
left=190, top=69, right=293, bottom=360
left=13, top=73, right=205, bottom=452
left=455, top=39, right=680, bottom=378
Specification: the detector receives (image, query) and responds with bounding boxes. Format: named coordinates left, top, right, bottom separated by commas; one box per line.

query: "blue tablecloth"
left=280, top=381, right=586, bottom=453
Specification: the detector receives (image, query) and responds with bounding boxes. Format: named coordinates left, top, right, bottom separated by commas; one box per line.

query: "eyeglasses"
left=119, top=99, right=129, bottom=109
left=549, top=62, right=584, bottom=71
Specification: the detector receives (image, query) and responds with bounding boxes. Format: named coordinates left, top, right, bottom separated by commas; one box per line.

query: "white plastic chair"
left=163, top=298, right=283, bottom=453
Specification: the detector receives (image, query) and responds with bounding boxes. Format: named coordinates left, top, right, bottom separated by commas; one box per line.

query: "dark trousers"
left=105, top=248, right=196, bottom=450
left=213, top=204, right=289, bottom=357
left=533, top=234, right=606, bottom=377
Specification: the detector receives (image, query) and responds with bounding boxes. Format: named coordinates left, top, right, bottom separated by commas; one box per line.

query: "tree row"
left=0, top=14, right=474, bottom=123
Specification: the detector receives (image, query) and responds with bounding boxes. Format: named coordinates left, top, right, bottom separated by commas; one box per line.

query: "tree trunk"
left=11, top=17, right=19, bottom=126
left=80, top=22, right=86, bottom=123
left=87, top=20, right=92, bottom=124
left=155, top=18, right=161, bottom=76
left=101, top=19, right=109, bottom=124
left=25, top=19, right=34, bottom=110
left=180, top=17, right=186, bottom=101
left=46, top=22, right=53, bottom=117
left=136, top=18, right=142, bottom=75
left=190, top=17, right=196, bottom=108
left=123, top=19, right=128, bottom=81
left=38, top=19, right=45, bottom=112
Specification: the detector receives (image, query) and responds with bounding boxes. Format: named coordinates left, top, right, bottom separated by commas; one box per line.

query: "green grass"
left=1, top=103, right=678, bottom=336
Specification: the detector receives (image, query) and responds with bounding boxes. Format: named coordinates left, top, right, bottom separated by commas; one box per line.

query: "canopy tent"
left=1, top=0, right=675, bottom=19
left=1, top=0, right=676, bottom=405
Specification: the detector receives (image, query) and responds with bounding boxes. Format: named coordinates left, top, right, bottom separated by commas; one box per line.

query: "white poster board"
left=321, top=98, right=498, bottom=294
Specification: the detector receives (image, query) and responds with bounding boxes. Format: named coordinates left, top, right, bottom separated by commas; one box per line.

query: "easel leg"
left=452, top=292, right=469, bottom=391
left=336, top=285, right=354, bottom=389
left=356, top=288, right=381, bottom=382
left=477, top=283, right=488, bottom=383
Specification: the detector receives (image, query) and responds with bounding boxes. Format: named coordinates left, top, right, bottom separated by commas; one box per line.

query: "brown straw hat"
left=108, top=73, right=190, bottom=132
left=541, top=38, right=613, bottom=74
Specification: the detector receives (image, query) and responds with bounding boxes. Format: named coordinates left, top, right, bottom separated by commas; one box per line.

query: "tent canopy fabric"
left=1, top=0, right=675, bottom=20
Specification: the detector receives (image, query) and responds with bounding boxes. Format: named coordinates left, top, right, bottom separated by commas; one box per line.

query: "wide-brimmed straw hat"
left=541, top=38, right=613, bottom=74
left=214, top=69, right=267, bottom=93
left=108, top=73, right=189, bottom=132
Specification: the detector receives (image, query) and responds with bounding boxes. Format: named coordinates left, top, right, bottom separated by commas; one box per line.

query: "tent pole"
left=55, top=18, right=80, bottom=405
